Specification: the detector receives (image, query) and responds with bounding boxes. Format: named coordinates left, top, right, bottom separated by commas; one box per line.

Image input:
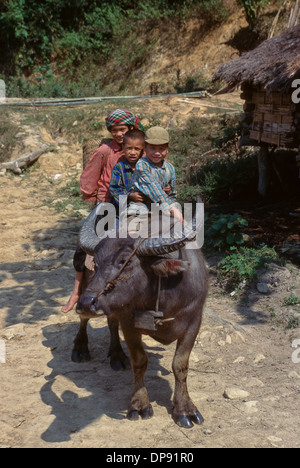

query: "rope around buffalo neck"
left=95, top=237, right=147, bottom=299
left=94, top=237, right=175, bottom=327
left=94, top=217, right=177, bottom=299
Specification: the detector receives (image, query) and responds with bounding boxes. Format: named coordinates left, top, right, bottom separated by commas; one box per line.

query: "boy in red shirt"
left=62, top=109, right=144, bottom=313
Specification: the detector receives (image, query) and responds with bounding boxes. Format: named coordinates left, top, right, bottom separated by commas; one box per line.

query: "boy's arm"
left=109, top=164, right=127, bottom=207
left=80, top=146, right=108, bottom=204
left=132, top=161, right=173, bottom=208
left=169, top=165, right=177, bottom=201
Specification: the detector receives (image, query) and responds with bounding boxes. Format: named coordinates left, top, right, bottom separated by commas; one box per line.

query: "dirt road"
left=0, top=118, right=300, bottom=448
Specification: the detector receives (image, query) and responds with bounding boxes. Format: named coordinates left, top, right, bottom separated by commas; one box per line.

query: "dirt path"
left=0, top=120, right=300, bottom=449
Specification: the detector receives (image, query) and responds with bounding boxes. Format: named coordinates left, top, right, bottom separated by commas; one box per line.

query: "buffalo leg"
left=72, top=317, right=91, bottom=363
left=172, top=330, right=204, bottom=429
left=107, top=317, right=131, bottom=371
left=120, top=319, right=153, bottom=421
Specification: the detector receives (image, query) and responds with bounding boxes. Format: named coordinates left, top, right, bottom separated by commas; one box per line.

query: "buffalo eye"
left=118, top=259, right=130, bottom=268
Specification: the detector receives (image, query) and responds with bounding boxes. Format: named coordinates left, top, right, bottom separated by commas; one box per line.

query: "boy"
left=109, top=129, right=146, bottom=208
left=80, top=109, right=144, bottom=204
left=62, top=109, right=143, bottom=313
left=128, top=126, right=183, bottom=222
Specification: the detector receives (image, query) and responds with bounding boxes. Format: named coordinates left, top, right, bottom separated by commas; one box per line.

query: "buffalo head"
left=77, top=203, right=201, bottom=318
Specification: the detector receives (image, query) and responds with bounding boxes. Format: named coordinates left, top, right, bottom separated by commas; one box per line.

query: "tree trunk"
left=0, top=144, right=53, bottom=174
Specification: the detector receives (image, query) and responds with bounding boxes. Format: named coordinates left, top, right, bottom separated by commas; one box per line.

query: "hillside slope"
left=105, top=8, right=248, bottom=96
left=1, top=0, right=289, bottom=98
left=115, top=0, right=292, bottom=96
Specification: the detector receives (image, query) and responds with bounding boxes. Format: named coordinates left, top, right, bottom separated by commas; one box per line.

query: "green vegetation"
left=284, top=293, right=300, bottom=329
left=170, top=115, right=257, bottom=204
left=205, top=213, right=249, bottom=251
left=238, top=0, right=270, bottom=26
left=283, top=293, right=300, bottom=307
left=0, top=0, right=232, bottom=97
left=217, top=246, right=280, bottom=290
left=0, top=0, right=282, bottom=97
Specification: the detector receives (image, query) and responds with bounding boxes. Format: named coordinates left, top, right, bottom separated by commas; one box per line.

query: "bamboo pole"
left=268, top=0, right=289, bottom=39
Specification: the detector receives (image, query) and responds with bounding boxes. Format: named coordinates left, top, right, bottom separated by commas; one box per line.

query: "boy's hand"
left=170, top=206, right=184, bottom=224
left=128, top=192, right=147, bottom=203
left=164, top=185, right=172, bottom=194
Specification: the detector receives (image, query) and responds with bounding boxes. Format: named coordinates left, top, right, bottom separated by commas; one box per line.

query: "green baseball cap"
left=145, top=126, right=170, bottom=145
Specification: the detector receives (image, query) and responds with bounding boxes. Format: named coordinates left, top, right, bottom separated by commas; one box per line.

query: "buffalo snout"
left=77, top=293, right=103, bottom=317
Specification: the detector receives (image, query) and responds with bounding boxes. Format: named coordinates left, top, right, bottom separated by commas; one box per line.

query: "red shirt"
left=80, top=140, right=124, bottom=204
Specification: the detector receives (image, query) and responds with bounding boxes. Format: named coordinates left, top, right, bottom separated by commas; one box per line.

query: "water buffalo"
left=72, top=205, right=209, bottom=428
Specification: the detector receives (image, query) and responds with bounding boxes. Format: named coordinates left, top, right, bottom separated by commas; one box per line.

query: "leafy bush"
left=217, top=245, right=279, bottom=289
left=213, top=116, right=242, bottom=149
left=198, top=0, right=231, bottom=25
left=171, top=115, right=258, bottom=204
left=205, top=213, right=249, bottom=251
left=174, top=72, right=212, bottom=94
left=283, top=294, right=300, bottom=307
left=238, top=0, right=270, bottom=26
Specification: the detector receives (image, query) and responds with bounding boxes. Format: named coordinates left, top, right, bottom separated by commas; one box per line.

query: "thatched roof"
left=213, top=25, right=300, bottom=93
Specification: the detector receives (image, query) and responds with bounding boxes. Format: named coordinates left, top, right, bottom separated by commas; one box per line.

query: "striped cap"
left=105, top=109, right=144, bottom=131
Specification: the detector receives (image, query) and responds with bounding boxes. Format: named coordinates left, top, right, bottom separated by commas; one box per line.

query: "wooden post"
left=288, top=0, right=300, bottom=28
left=257, top=143, right=272, bottom=197
left=297, top=147, right=300, bottom=178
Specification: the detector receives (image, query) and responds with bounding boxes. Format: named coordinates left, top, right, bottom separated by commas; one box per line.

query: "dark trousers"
left=73, top=246, right=86, bottom=272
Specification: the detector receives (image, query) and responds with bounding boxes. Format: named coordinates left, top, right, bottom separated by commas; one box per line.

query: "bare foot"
left=61, top=293, right=79, bottom=313
left=62, top=271, right=83, bottom=313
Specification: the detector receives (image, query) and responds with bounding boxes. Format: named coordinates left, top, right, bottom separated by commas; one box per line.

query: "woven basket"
left=82, top=138, right=113, bottom=169
left=82, top=138, right=102, bottom=169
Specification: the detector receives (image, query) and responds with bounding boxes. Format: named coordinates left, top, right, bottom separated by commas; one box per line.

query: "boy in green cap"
left=128, top=126, right=183, bottom=222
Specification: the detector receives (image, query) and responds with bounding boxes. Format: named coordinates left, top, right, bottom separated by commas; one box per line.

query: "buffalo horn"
left=136, top=197, right=203, bottom=257
left=79, top=207, right=102, bottom=256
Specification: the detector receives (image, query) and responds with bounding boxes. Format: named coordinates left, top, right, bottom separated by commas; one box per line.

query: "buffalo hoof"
left=127, top=408, right=140, bottom=421
left=109, top=352, right=131, bottom=372
left=191, top=411, right=204, bottom=426
left=141, top=406, right=154, bottom=420
left=71, top=349, right=91, bottom=363
left=127, top=406, right=154, bottom=421
left=173, top=411, right=204, bottom=429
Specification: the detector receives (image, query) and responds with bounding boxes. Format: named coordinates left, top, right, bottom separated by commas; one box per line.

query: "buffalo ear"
left=150, top=259, right=190, bottom=277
